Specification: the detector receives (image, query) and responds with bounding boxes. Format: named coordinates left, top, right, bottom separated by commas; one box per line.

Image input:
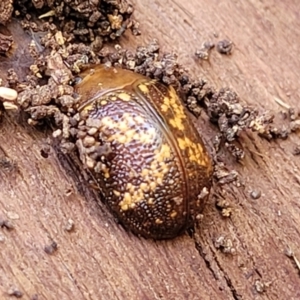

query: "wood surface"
left=1, top=0, right=300, bottom=299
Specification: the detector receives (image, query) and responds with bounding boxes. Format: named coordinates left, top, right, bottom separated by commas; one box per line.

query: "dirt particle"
left=225, top=142, right=245, bottom=161
left=40, top=144, right=51, bottom=158
left=44, top=241, right=58, bottom=254
left=214, top=235, right=236, bottom=255
left=64, top=219, right=74, bottom=232
left=60, top=141, right=76, bottom=154
left=0, top=0, right=13, bottom=25
left=216, top=39, right=233, bottom=55
left=250, top=189, right=261, bottom=200
left=290, top=120, right=300, bottom=132
left=0, top=156, right=18, bottom=174
left=195, top=41, right=214, bottom=60
left=214, top=163, right=238, bottom=185
left=293, top=145, right=300, bottom=156
left=250, top=111, right=290, bottom=140
left=52, top=129, right=62, bottom=138
left=0, top=218, right=14, bottom=230
left=7, top=286, right=23, bottom=298
left=288, top=107, right=299, bottom=121
left=254, top=279, right=272, bottom=293
left=215, top=198, right=232, bottom=218
left=0, top=32, right=14, bottom=54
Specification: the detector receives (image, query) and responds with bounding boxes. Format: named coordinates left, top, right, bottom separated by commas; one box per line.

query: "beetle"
left=73, top=65, right=213, bottom=239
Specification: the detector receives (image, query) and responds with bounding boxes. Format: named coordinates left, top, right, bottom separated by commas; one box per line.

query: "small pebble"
left=250, top=189, right=261, bottom=200
left=0, top=219, right=14, bottom=230
left=0, top=87, right=18, bottom=101
left=7, top=287, right=23, bottom=298
left=216, top=39, right=233, bottom=55
left=3, top=101, right=18, bottom=110
left=52, top=129, right=62, bottom=138
left=64, top=219, right=74, bottom=232
left=44, top=241, right=58, bottom=254
left=83, top=136, right=96, bottom=147
left=88, top=127, right=98, bottom=135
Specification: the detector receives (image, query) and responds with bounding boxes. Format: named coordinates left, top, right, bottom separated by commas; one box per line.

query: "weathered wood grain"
left=0, top=0, right=300, bottom=299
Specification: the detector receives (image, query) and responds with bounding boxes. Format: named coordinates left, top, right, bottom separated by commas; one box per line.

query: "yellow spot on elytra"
left=117, top=135, right=127, bottom=144
left=149, top=181, right=156, bottom=191
left=113, top=190, right=120, bottom=197
left=156, top=177, right=163, bottom=185
left=140, top=182, right=148, bottom=191
left=155, top=218, right=163, bottom=224
left=163, top=97, right=170, bottom=106
left=121, top=192, right=131, bottom=205
left=177, top=138, right=186, bottom=151
left=141, top=169, right=149, bottom=176
left=177, top=136, right=207, bottom=166
left=138, top=84, right=149, bottom=94
left=148, top=198, right=154, bottom=205
left=161, top=144, right=171, bottom=159
left=97, top=163, right=110, bottom=178
left=170, top=211, right=177, bottom=218
left=121, top=204, right=129, bottom=211
left=161, top=104, right=168, bottom=112
left=103, top=170, right=110, bottom=179
left=101, top=113, right=156, bottom=145
left=135, top=116, right=144, bottom=124
left=160, top=86, right=186, bottom=131
left=118, top=120, right=128, bottom=131
left=118, top=93, right=131, bottom=101
left=118, top=142, right=172, bottom=211
left=100, top=100, right=107, bottom=106
left=169, top=118, right=185, bottom=131
left=82, top=104, right=93, bottom=112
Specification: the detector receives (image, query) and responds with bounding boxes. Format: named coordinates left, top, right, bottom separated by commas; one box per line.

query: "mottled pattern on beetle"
left=76, top=90, right=188, bottom=238
left=137, top=82, right=211, bottom=168
left=135, top=81, right=213, bottom=219
left=74, top=65, right=213, bottom=239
